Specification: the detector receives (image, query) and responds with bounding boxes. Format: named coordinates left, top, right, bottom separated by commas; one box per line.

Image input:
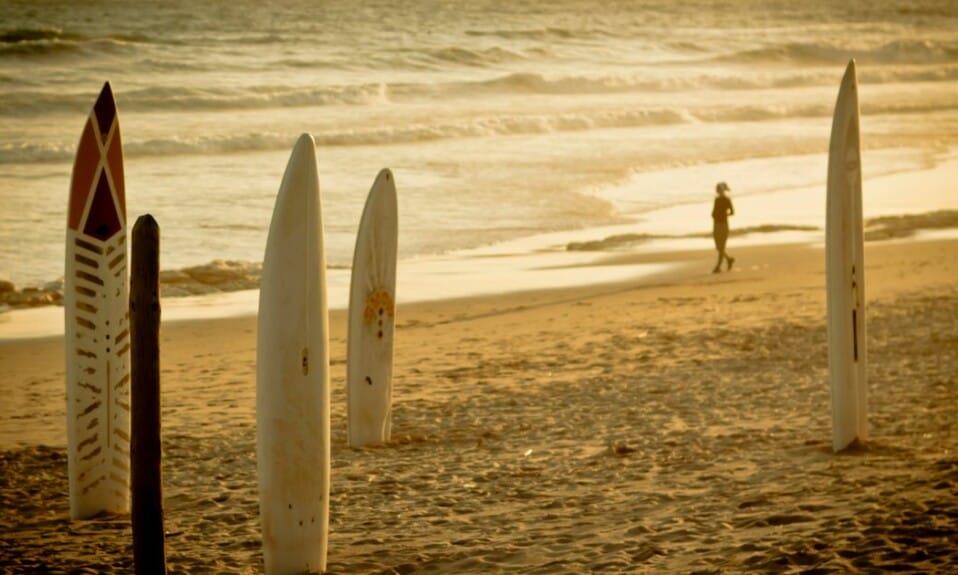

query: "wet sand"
left=1, top=237, right=956, bottom=573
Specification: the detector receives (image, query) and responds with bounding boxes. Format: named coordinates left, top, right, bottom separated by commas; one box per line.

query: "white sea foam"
left=4, top=97, right=957, bottom=165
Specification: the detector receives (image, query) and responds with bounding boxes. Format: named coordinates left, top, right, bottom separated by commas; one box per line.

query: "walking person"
left=712, top=181, right=735, bottom=273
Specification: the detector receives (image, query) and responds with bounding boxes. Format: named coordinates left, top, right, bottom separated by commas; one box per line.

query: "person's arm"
left=728, top=199, right=735, bottom=217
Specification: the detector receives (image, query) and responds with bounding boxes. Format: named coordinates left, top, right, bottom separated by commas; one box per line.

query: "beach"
left=2, top=0, right=958, bottom=572
left=2, top=236, right=956, bottom=573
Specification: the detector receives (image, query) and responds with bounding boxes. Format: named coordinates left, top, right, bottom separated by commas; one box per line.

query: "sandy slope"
left=1, top=238, right=956, bottom=573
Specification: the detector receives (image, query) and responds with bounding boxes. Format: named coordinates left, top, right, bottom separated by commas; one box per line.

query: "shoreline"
left=2, top=147, right=958, bottom=330
left=2, top=219, right=956, bottom=341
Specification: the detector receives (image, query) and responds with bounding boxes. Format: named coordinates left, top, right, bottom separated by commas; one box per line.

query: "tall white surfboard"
left=64, top=82, right=132, bottom=520
left=347, top=169, right=399, bottom=448
left=826, top=60, right=867, bottom=453
left=257, top=134, right=330, bottom=573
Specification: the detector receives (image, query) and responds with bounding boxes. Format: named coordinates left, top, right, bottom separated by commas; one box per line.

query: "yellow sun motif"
left=363, top=289, right=395, bottom=325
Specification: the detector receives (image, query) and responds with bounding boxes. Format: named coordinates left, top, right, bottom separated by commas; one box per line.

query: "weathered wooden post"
left=130, top=214, right=167, bottom=574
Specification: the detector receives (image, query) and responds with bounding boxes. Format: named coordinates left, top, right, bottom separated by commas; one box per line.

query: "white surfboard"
left=256, top=134, right=330, bottom=573
left=64, top=82, right=132, bottom=520
left=826, top=60, right=867, bottom=453
left=347, top=169, right=399, bottom=448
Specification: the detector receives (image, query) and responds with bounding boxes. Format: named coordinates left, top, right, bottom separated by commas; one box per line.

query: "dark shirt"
left=712, top=195, right=733, bottom=223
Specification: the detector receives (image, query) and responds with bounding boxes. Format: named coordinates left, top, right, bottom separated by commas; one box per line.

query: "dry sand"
left=1, top=237, right=956, bottom=574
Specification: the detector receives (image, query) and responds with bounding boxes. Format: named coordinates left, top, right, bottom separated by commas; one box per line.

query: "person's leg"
left=712, top=230, right=721, bottom=272
left=713, top=222, right=728, bottom=272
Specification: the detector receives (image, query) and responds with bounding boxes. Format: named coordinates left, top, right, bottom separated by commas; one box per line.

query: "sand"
left=1, top=237, right=956, bottom=573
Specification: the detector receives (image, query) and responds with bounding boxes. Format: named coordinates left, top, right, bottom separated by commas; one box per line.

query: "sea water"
left=1, top=0, right=957, bottom=294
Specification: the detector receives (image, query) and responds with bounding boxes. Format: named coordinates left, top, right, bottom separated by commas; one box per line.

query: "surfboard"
left=826, top=59, right=867, bottom=453
left=256, top=134, right=330, bottom=574
left=346, top=169, right=399, bottom=448
left=64, top=81, right=132, bottom=520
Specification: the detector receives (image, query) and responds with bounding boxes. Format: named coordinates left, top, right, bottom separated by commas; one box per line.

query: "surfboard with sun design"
left=347, top=169, right=398, bottom=448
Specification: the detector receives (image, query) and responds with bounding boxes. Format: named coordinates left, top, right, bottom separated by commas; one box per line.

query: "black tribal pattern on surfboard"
left=68, top=229, right=131, bottom=511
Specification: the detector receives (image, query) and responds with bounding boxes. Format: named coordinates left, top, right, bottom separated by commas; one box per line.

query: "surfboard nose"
left=371, top=168, right=397, bottom=212
left=843, top=59, right=857, bottom=87
left=292, top=132, right=317, bottom=157
left=94, top=82, right=117, bottom=144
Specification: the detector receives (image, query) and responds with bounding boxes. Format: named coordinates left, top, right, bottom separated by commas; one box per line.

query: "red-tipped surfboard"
left=346, top=169, right=398, bottom=448
left=64, top=82, right=131, bottom=519
left=257, top=134, right=330, bottom=573
left=826, top=60, right=867, bottom=452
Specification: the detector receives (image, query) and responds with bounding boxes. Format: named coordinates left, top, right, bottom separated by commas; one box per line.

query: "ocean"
left=1, top=0, right=957, bottom=294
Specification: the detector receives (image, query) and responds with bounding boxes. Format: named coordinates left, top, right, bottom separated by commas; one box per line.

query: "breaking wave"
left=0, top=259, right=263, bottom=310
left=421, top=45, right=529, bottom=67
left=718, top=39, right=958, bottom=66
left=566, top=225, right=821, bottom=251
left=465, top=26, right=595, bottom=41
left=0, top=257, right=355, bottom=310
left=0, top=108, right=690, bottom=164
left=457, top=64, right=958, bottom=97
left=0, top=83, right=391, bottom=117
left=5, top=98, right=957, bottom=165
left=864, top=209, right=958, bottom=241
left=5, top=61, right=958, bottom=120
left=566, top=210, right=958, bottom=252
left=0, top=26, right=149, bottom=57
